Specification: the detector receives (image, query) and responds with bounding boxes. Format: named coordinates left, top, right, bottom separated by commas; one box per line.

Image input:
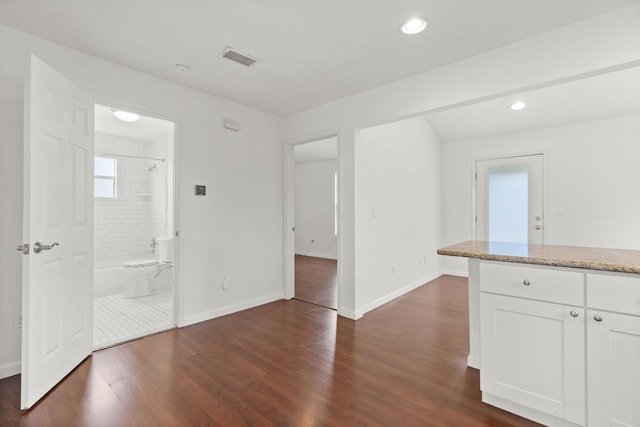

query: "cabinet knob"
left=570, top=310, right=579, bottom=318
left=523, top=279, right=531, bottom=286
left=593, top=314, right=603, bottom=322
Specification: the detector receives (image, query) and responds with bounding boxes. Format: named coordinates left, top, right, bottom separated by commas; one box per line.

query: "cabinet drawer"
left=480, top=262, right=584, bottom=306
left=587, top=273, right=640, bottom=316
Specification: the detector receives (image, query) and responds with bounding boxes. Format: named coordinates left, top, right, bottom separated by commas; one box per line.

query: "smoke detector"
left=174, top=63, right=190, bottom=73
left=220, top=47, right=261, bottom=67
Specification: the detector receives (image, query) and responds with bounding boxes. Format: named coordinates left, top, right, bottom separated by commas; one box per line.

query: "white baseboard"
left=360, top=272, right=442, bottom=316
left=294, top=251, right=337, bottom=260
left=441, top=269, right=469, bottom=278
left=181, top=292, right=283, bottom=327
left=467, top=354, right=480, bottom=369
left=482, top=393, right=581, bottom=427
left=0, top=360, right=21, bottom=379
left=337, top=308, right=362, bottom=320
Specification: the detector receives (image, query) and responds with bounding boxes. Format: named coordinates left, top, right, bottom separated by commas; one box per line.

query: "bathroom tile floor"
left=93, top=289, right=174, bottom=349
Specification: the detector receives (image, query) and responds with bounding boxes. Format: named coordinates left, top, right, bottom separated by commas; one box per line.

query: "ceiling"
left=95, top=104, right=174, bottom=142
left=0, top=0, right=637, bottom=116
left=426, top=66, right=640, bottom=142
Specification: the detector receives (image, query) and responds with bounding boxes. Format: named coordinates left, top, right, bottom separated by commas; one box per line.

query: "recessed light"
left=113, top=110, right=141, bottom=122
left=174, top=63, right=190, bottom=73
left=510, top=101, right=526, bottom=111
left=401, top=18, right=428, bottom=35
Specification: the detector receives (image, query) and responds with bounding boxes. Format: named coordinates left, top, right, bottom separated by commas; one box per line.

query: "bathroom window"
left=94, top=156, right=117, bottom=198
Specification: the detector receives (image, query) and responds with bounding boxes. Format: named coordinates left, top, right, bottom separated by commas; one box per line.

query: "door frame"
left=94, top=96, right=183, bottom=327
left=283, top=134, right=342, bottom=312
left=471, top=150, right=549, bottom=243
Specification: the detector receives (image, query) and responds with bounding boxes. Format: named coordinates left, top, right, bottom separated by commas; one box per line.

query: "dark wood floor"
left=0, top=275, right=539, bottom=426
left=295, top=255, right=337, bottom=310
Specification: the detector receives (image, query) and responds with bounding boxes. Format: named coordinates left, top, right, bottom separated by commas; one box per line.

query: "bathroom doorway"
left=293, top=137, right=338, bottom=310
left=92, top=104, right=177, bottom=349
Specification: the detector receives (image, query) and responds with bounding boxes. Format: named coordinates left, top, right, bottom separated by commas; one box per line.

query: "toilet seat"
left=123, top=259, right=159, bottom=268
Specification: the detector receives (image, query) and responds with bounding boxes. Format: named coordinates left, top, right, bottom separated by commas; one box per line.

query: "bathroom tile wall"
left=94, top=133, right=167, bottom=267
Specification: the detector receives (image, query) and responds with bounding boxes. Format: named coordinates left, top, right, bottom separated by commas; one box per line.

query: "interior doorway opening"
left=293, top=137, right=338, bottom=310
left=92, top=104, right=177, bottom=349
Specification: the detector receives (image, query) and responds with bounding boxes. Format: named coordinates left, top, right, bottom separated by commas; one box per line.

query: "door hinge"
left=475, top=215, right=477, bottom=223
left=292, top=227, right=295, bottom=232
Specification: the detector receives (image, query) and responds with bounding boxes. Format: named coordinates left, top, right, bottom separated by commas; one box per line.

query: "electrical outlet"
left=14, top=313, right=22, bottom=329
left=221, top=276, right=228, bottom=290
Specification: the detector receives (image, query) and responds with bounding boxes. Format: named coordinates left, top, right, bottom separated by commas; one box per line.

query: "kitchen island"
left=438, top=241, right=640, bottom=427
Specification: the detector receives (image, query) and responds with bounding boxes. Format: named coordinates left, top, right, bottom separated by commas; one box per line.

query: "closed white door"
left=480, top=293, right=585, bottom=425
left=476, top=154, right=543, bottom=244
left=21, top=54, right=94, bottom=409
left=588, top=310, right=640, bottom=427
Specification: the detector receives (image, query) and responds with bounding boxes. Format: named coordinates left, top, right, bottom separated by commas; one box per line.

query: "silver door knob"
left=523, top=279, right=531, bottom=286
left=570, top=310, right=579, bottom=318
left=33, top=242, right=59, bottom=254
left=593, top=314, right=603, bottom=322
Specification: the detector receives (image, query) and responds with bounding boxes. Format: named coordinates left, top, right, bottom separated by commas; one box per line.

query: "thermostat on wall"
left=195, top=185, right=206, bottom=196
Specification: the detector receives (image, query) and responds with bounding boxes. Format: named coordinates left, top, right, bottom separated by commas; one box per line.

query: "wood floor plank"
left=0, top=275, right=540, bottom=426
left=295, top=255, right=337, bottom=309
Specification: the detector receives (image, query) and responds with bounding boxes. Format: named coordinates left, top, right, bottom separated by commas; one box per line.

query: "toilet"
left=122, top=237, right=174, bottom=298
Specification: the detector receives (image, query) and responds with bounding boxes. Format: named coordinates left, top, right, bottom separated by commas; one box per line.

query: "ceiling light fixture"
left=113, top=110, right=141, bottom=122
left=510, top=101, right=526, bottom=111
left=401, top=18, right=428, bottom=35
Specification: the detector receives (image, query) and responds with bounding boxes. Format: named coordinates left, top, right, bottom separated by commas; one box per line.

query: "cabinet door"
left=588, top=310, right=640, bottom=427
left=480, top=293, right=585, bottom=425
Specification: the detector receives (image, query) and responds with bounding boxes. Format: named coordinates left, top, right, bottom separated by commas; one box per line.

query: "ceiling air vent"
left=221, top=48, right=260, bottom=67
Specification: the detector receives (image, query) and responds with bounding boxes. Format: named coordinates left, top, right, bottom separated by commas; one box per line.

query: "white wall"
left=282, top=4, right=640, bottom=318
left=294, top=160, right=337, bottom=259
left=440, top=114, right=640, bottom=275
left=0, top=98, right=23, bottom=377
left=0, top=25, right=283, bottom=378
left=356, top=116, right=441, bottom=315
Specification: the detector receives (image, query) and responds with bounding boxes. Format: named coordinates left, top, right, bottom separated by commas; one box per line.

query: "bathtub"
left=94, top=262, right=126, bottom=294
left=94, top=260, right=173, bottom=296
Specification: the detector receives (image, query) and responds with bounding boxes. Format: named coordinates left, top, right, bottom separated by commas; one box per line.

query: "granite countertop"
left=437, top=240, right=640, bottom=274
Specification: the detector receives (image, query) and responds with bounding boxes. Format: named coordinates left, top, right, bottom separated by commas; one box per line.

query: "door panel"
left=480, top=293, right=585, bottom=425
left=21, top=54, right=94, bottom=409
left=476, top=154, right=543, bottom=244
left=588, top=311, right=640, bottom=427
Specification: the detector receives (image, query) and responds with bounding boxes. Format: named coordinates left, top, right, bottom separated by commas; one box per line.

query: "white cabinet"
left=587, top=273, right=640, bottom=427
left=479, top=264, right=640, bottom=427
left=587, top=311, right=640, bottom=427
left=480, top=262, right=584, bottom=305
left=480, top=293, right=585, bottom=426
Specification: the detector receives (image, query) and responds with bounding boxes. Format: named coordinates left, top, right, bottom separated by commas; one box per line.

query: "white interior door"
left=476, top=154, right=543, bottom=244
left=21, top=54, right=94, bottom=409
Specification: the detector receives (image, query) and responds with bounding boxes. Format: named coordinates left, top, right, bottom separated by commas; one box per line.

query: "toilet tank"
left=157, top=237, right=174, bottom=262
